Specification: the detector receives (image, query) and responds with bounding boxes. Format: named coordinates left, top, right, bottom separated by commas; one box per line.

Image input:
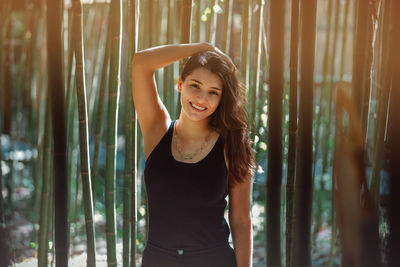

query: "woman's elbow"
left=132, top=51, right=144, bottom=67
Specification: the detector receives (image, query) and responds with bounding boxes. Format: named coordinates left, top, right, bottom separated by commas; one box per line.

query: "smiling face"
left=178, top=67, right=223, bottom=122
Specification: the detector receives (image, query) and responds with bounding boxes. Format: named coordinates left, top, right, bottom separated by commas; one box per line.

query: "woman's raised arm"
left=131, top=43, right=213, bottom=136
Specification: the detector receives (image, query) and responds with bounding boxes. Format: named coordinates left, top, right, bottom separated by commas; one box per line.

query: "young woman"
left=132, top=43, right=255, bottom=267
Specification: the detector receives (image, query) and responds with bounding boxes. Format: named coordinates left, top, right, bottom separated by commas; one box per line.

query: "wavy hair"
left=180, top=51, right=256, bottom=187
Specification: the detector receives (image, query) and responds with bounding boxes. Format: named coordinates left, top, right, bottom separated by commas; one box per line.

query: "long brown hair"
left=180, top=51, right=256, bottom=187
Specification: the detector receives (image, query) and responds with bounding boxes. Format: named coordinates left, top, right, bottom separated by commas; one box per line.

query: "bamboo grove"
left=0, top=0, right=400, bottom=266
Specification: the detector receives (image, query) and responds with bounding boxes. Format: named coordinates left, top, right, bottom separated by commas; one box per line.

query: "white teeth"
left=191, top=102, right=206, bottom=111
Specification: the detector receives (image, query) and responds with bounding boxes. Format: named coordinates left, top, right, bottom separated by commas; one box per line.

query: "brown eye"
left=209, top=91, right=219, bottom=96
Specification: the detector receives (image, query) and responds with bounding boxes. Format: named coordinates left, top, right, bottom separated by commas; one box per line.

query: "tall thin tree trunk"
left=105, top=0, right=122, bottom=265
left=71, top=0, right=96, bottom=265
left=265, top=0, right=284, bottom=266
left=46, top=0, right=69, bottom=264
left=291, top=0, right=317, bottom=265
left=285, top=0, right=299, bottom=265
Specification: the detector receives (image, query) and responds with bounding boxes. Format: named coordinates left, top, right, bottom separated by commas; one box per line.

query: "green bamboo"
left=175, top=0, right=192, bottom=116
left=121, top=0, right=136, bottom=265
left=3, top=19, right=11, bottom=136
left=370, top=0, right=391, bottom=206
left=209, top=0, right=218, bottom=45
left=105, top=0, right=122, bottom=265
left=339, top=0, right=351, bottom=80
left=38, top=98, right=52, bottom=267
left=320, top=0, right=341, bottom=248
left=163, top=0, right=173, bottom=111
left=46, top=0, right=69, bottom=264
left=326, top=2, right=342, bottom=256
left=193, top=0, right=201, bottom=43
left=71, top=0, right=96, bottom=265
left=352, top=0, right=371, bottom=139
left=250, top=0, right=263, bottom=144
left=312, top=0, right=333, bottom=180
left=221, top=0, right=231, bottom=53
left=240, top=0, right=250, bottom=87
left=130, top=2, right=139, bottom=265
left=32, top=21, right=48, bottom=244
left=266, top=0, right=284, bottom=265
left=387, top=1, right=400, bottom=265
left=360, top=0, right=379, bottom=143
left=285, top=0, right=299, bottom=265
left=92, top=14, right=111, bottom=197
left=291, top=0, right=317, bottom=265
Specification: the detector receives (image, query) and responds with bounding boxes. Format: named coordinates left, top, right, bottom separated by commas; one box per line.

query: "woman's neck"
left=175, top=115, right=212, bottom=141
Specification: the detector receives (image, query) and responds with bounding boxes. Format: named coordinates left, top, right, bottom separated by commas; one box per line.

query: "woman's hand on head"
left=199, top=43, right=238, bottom=74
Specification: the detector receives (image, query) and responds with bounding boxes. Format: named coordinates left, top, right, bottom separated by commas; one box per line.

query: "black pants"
left=141, top=240, right=238, bottom=267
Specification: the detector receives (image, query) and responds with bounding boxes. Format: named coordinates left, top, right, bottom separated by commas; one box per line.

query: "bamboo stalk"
left=163, top=0, right=173, bottom=112
left=175, top=0, right=192, bottom=116
left=291, top=0, right=317, bottom=265
left=121, top=0, right=137, bottom=265
left=130, top=2, right=139, bottom=265
left=266, top=0, right=284, bottom=265
left=105, top=0, right=122, bottom=265
left=250, top=0, right=263, bottom=144
left=240, top=0, right=250, bottom=87
left=71, top=0, right=96, bottom=265
left=209, top=0, right=218, bottom=45
left=285, top=0, right=299, bottom=265
left=326, top=2, right=342, bottom=254
left=334, top=84, right=381, bottom=267
left=221, top=0, right=231, bottom=53
left=92, top=14, right=111, bottom=198
left=320, top=0, right=341, bottom=252
left=352, top=0, right=372, bottom=139
left=387, top=0, right=400, bottom=265
left=370, top=0, right=391, bottom=206
left=38, top=96, right=52, bottom=267
left=194, top=0, right=201, bottom=43
left=3, top=19, right=11, bottom=136
left=339, top=0, right=351, bottom=80
left=46, top=0, right=69, bottom=264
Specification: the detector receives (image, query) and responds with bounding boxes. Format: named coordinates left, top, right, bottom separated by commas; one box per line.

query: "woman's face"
left=178, top=67, right=223, bottom=122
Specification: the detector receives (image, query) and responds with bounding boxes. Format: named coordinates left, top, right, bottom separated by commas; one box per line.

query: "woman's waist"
left=145, top=238, right=231, bottom=256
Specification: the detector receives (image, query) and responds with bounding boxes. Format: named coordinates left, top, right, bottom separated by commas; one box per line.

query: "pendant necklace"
left=174, top=123, right=211, bottom=160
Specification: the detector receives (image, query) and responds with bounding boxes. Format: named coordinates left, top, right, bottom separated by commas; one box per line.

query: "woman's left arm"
left=229, top=175, right=253, bottom=267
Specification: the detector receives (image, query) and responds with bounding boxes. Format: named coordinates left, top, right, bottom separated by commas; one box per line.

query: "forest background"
left=0, top=0, right=400, bottom=266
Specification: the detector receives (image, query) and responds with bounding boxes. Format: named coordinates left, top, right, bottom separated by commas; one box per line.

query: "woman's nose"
left=195, top=91, right=207, bottom=102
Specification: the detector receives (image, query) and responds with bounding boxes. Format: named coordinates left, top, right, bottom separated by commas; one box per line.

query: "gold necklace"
left=174, top=123, right=211, bottom=160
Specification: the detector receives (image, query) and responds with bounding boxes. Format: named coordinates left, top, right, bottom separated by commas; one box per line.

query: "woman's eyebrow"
left=190, top=79, right=222, bottom=91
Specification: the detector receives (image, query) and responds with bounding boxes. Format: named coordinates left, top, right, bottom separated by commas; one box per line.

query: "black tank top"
left=144, top=120, right=230, bottom=250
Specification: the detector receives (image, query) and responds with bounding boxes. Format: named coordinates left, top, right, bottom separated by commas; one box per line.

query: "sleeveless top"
left=144, top=120, right=230, bottom=250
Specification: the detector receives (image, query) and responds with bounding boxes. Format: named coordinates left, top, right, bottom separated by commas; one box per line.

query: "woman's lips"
left=190, top=101, right=207, bottom=111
